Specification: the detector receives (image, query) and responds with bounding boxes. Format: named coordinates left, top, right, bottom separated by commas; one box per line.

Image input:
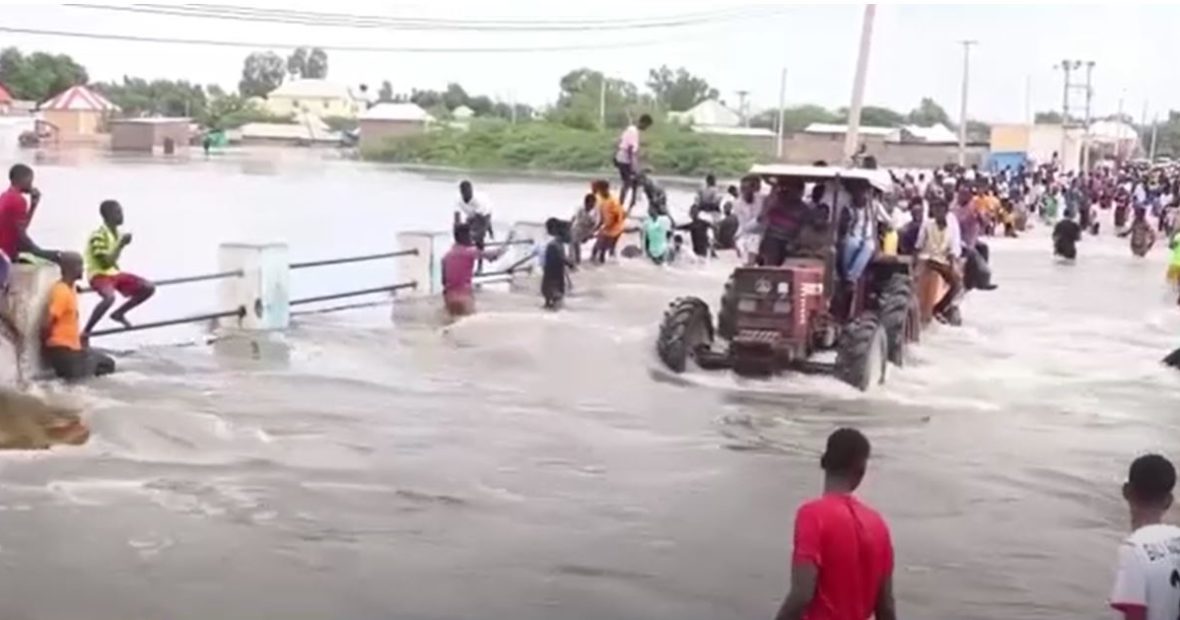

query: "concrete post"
left=396, top=232, right=439, bottom=295
left=217, top=243, right=289, bottom=331
left=0, top=263, right=59, bottom=385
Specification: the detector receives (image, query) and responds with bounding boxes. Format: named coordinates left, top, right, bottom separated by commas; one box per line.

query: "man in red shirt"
left=775, top=428, right=897, bottom=620
left=0, top=164, right=62, bottom=349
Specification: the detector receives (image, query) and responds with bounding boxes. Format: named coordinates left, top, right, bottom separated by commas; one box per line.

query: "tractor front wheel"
left=835, top=314, right=888, bottom=391
left=657, top=297, right=715, bottom=373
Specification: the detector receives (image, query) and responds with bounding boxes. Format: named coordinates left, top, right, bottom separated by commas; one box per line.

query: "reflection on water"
left=0, top=153, right=1178, bottom=619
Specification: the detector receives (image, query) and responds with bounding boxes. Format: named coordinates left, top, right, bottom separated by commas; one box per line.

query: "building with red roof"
left=40, top=84, right=119, bottom=141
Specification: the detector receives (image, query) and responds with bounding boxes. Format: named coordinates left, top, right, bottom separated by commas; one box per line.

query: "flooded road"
left=1, top=151, right=1179, bottom=619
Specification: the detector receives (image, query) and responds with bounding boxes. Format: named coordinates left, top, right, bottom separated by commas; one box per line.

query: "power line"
left=65, top=3, right=784, bottom=32
left=0, top=25, right=675, bottom=53
left=183, top=3, right=768, bottom=27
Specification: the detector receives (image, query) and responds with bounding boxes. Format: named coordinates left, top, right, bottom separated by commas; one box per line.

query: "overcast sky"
left=1, top=2, right=1173, bottom=124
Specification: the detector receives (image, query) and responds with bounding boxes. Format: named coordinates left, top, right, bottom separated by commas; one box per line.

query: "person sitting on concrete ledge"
left=43, top=253, right=115, bottom=382
left=82, top=199, right=156, bottom=335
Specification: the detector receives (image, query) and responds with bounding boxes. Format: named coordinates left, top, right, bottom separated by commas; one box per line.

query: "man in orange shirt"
left=590, top=179, right=626, bottom=264
left=43, top=253, right=115, bottom=381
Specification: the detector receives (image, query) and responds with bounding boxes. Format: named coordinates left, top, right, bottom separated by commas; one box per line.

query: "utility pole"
left=843, top=4, right=876, bottom=165
left=957, top=40, right=977, bottom=167
left=1024, top=74, right=1032, bottom=126
left=1151, top=114, right=1159, bottom=161
left=1115, top=95, right=1125, bottom=160
left=736, top=90, right=750, bottom=127
left=775, top=68, right=787, bottom=159
left=598, top=74, right=607, bottom=130
left=1081, top=61, right=1094, bottom=171
left=1056, top=59, right=1093, bottom=172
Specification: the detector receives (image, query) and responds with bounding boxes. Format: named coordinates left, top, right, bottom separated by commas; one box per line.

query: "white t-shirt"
left=455, top=192, right=492, bottom=220
left=1110, top=524, right=1180, bottom=620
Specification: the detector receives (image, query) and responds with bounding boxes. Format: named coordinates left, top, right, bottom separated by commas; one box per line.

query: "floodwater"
left=1, top=148, right=1179, bottom=620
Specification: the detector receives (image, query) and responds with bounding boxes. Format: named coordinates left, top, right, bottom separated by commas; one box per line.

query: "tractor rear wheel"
left=657, top=297, right=715, bottom=373
left=717, top=275, right=737, bottom=341
left=835, top=314, right=888, bottom=391
left=878, top=273, right=916, bottom=366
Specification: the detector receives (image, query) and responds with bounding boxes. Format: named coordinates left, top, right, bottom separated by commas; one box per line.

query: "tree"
left=965, top=120, right=990, bottom=142
left=286, top=47, right=308, bottom=79
left=553, top=68, right=644, bottom=129
left=843, top=105, right=906, bottom=127
left=907, top=97, right=951, bottom=127
left=306, top=48, right=328, bottom=79
left=646, top=65, right=717, bottom=112
left=1035, top=111, right=1063, bottom=124
left=377, top=80, right=394, bottom=103
left=239, top=51, right=285, bottom=98
left=201, top=92, right=293, bottom=129
left=750, top=104, right=841, bottom=133
left=442, top=83, right=468, bottom=110
left=0, top=47, right=88, bottom=102
left=95, top=77, right=206, bottom=118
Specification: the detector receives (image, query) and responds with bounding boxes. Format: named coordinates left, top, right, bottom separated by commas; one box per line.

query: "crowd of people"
left=0, top=164, right=154, bottom=382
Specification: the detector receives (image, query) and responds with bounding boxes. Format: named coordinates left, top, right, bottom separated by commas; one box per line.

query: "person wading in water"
left=775, top=428, right=896, bottom=620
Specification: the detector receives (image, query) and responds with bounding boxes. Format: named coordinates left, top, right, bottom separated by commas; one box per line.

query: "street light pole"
left=842, top=4, right=877, bottom=165
left=775, top=68, right=787, bottom=159
left=957, top=40, right=977, bottom=167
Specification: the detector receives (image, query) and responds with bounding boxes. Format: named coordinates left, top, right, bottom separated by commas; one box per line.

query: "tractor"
left=655, top=165, right=922, bottom=391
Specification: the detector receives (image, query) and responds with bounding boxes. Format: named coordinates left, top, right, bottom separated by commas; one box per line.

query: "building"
left=899, top=123, right=958, bottom=144
left=239, top=113, right=340, bottom=146
left=359, top=103, right=432, bottom=150
left=802, top=123, right=902, bottom=142
left=452, top=105, right=474, bottom=121
left=266, top=79, right=361, bottom=119
left=40, top=85, right=120, bottom=142
left=0, top=84, right=12, bottom=116
left=988, top=124, right=1084, bottom=172
left=668, top=99, right=743, bottom=129
left=109, top=118, right=190, bottom=153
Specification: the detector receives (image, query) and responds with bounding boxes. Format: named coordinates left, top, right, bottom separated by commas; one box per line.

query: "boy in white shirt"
left=1111, top=454, right=1180, bottom=620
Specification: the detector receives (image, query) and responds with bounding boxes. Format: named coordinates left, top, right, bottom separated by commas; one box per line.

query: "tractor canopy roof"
left=748, top=164, right=892, bottom=192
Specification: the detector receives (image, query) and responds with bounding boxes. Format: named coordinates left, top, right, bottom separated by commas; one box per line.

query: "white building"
left=669, top=99, right=742, bottom=129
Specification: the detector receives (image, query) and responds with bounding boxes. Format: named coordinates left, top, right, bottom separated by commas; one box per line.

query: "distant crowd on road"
left=0, top=163, right=155, bottom=383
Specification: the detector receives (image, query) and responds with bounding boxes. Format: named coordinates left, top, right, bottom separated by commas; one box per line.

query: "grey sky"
left=1, top=3, right=1170, bottom=124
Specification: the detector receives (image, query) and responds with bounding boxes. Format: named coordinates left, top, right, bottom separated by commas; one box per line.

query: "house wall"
left=779, top=133, right=987, bottom=169
left=111, top=122, right=190, bottom=152
left=359, top=119, right=427, bottom=150
left=42, top=110, right=105, bottom=141
left=268, top=95, right=359, bottom=119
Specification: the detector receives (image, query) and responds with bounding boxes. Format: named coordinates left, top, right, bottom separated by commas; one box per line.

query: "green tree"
left=201, top=93, right=293, bottom=129
left=95, top=77, right=207, bottom=118
left=1035, top=110, right=1063, bottom=124
left=553, top=68, right=644, bottom=129
left=750, top=104, right=841, bottom=132
left=0, top=47, right=88, bottom=102
left=306, top=48, right=328, bottom=79
left=377, top=80, right=394, bottom=103
left=286, top=47, right=308, bottom=79
left=907, top=97, right=951, bottom=126
left=646, top=65, right=717, bottom=112
left=841, top=105, right=905, bottom=127
left=239, top=51, right=285, bottom=98
left=442, top=83, right=468, bottom=110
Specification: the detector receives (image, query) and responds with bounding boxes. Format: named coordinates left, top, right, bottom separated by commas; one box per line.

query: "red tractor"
left=655, top=166, right=922, bottom=391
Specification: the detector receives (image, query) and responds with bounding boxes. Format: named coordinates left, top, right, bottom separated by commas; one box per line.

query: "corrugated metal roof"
left=269, top=79, right=355, bottom=100
left=360, top=102, right=432, bottom=122
left=803, top=123, right=898, bottom=139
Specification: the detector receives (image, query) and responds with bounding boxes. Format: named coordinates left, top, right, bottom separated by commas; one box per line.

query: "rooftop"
left=269, top=79, right=356, bottom=101
left=360, top=102, right=432, bottom=122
